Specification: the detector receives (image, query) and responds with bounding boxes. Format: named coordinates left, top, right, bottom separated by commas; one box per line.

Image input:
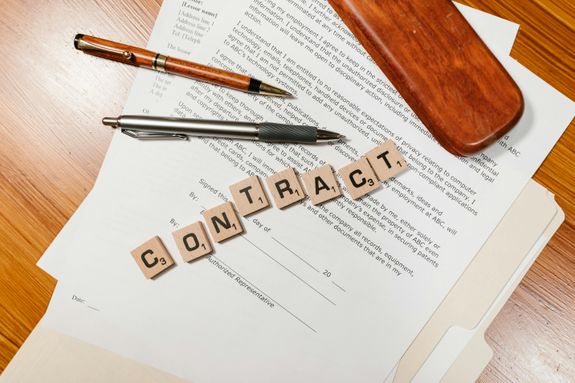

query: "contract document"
left=39, top=1, right=574, bottom=382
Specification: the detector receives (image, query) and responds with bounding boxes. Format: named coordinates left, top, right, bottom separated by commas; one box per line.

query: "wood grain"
left=0, top=0, right=573, bottom=381
left=0, top=0, right=161, bottom=369
left=329, top=0, right=524, bottom=156
left=455, top=1, right=575, bottom=382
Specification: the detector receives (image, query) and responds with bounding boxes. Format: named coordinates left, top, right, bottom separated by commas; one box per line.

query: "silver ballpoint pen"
left=102, top=115, right=343, bottom=144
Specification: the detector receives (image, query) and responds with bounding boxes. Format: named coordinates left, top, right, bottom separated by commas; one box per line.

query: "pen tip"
left=317, top=129, right=344, bottom=142
left=258, top=82, right=294, bottom=98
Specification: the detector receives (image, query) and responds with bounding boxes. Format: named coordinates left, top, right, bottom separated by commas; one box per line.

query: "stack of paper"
left=3, top=1, right=574, bottom=382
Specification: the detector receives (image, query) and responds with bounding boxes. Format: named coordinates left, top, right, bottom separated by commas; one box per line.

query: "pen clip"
left=121, top=129, right=188, bottom=141
left=76, top=38, right=134, bottom=62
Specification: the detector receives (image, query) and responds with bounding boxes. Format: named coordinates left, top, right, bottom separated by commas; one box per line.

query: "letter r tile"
left=266, top=167, right=306, bottom=209
left=130, top=236, right=175, bottom=279
left=172, top=221, right=213, bottom=262
left=365, top=140, right=407, bottom=181
left=202, top=201, right=244, bottom=243
left=229, top=175, right=271, bottom=216
left=338, top=158, right=380, bottom=200
left=302, top=165, right=341, bottom=205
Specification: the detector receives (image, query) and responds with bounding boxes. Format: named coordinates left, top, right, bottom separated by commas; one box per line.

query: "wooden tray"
left=329, top=0, right=524, bottom=155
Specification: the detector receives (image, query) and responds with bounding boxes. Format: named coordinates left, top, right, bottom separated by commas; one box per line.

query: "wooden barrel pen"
left=74, top=34, right=292, bottom=97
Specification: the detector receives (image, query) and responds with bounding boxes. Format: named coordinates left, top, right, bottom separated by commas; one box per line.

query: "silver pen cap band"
left=152, top=54, right=168, bottom=73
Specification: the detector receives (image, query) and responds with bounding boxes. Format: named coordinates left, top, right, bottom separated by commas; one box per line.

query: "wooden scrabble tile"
left=338, top=158, right=381, bottom=200
left=301, top=165, right=342, bottom=205
left=172, top=221, right=213, bottom=262
left=229, top=175, right=271, bottom=217
left=266, top=167, right=306, bottom=209
left=202, top=201, right=244, bottom=243
left=365, top=140, right=408, bottom=181
left=130, top=236, right=175, bottom=279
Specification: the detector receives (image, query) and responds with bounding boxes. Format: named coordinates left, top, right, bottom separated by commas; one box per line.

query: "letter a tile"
left=365, top=140, right=407, bottom=181
left=229, top=175, right=271, bottom=216
left=130, top=236, right=175, bottom=279
left=202, top=202, right=244, bottom=243
left=302, top=165, right=341, bottom=205
left=172, top=221, right=213, bottom=262
left=339, top=158, right=380, bottom=200
left=266, top=167, right=306, bottom=209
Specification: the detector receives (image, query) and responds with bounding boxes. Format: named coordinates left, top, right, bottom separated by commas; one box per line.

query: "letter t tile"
left=229, top=175, right=271, bottom=216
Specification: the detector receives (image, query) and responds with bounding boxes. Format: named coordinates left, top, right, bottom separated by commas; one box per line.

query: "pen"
left=74, top=34, right=292, bottom=97
left=102, top=115, right=343, bottom=144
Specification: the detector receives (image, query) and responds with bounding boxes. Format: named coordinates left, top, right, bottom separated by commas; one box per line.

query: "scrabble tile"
left=229, top=175, right=271, bottom=216
left=301, top=165, right=342, bottom=205
left=202, top=201, right=244, bottom=243
left=339, top=158, right=381, bottom=200
left=172, top=221, right=213, bottom=262
left=365, top=140, right=408, bottom=181
left=130, top=236, right=175, bottom=279
left=266, top=167, right=306, bottom=209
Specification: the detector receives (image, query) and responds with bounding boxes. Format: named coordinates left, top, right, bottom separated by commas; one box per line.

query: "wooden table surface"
left=0, top=0, right=573, bottom=381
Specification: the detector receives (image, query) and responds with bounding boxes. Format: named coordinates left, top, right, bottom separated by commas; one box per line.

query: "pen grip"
left=258, top=123, right=317, bottom=143
left=165, top=57, right=251, bottom=91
